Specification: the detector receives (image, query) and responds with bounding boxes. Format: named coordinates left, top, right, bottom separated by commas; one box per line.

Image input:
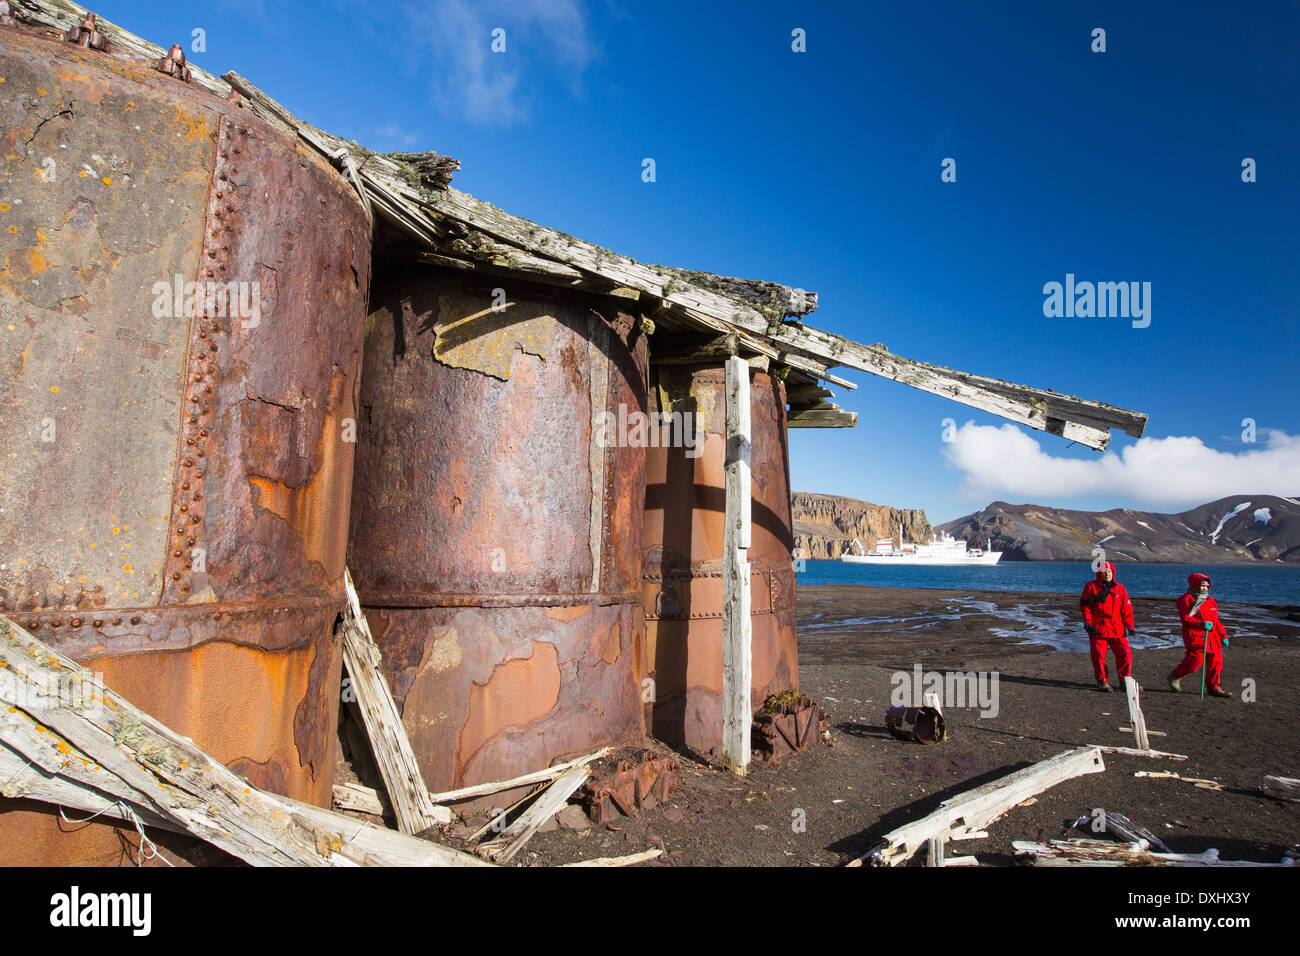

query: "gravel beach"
left=517, top=584, right=1300, bottom=866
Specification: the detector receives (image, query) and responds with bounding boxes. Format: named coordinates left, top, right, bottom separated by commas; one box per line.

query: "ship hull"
left=840, top=553, right=1002, bottom=566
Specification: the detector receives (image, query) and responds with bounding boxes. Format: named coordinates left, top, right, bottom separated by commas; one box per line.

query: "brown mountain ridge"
left=791, top=493, right=1300, bottom=563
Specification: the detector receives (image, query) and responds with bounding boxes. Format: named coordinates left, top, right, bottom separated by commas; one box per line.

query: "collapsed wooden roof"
left=18, top=0, right=1148, bottom=449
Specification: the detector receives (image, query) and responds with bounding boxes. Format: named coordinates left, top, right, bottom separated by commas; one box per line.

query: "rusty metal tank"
left=641, top=365, right=798, bottom=759
left=0, top=24, right=370, bottom=863
left=348, top=270, right=648, bottom=794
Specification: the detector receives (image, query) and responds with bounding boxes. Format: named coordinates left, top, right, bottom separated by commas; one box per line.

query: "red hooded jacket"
left=1080, top=561, right=1134, bottom=640
left=1177, top=573, right=1227, bottom=649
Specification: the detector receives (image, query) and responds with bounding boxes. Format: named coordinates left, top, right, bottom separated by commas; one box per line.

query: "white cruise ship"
left=840, top=529, right=1001, bottom=565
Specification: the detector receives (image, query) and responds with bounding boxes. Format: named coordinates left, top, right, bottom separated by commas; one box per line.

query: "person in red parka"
left=1169, top=572, right=1231, bottom=698
left=1079, top=561, right=1135, bottom=692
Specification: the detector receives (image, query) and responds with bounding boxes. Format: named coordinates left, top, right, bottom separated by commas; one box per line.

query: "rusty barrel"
left=885, top=705, right=946, bottom=744
left=0, top=24, right=370, bottom=863
left=348, top=272, right=648, bottom=794
left=641, top=366, right=798, bottom=759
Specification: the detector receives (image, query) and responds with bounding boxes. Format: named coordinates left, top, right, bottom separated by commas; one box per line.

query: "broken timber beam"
left=721, top=356, right=753, bottom=775
left=427, top=748, right=611, bottom=805
left=1104, top=810, right=1172, bottom=852
left=1262, top=775, right=1300, bottom=802
left=850, top=746, right=1106, bottom=867
left=341, top=569, right=444, bottom=834
left=786, top=405, right=857, bottom=428
left=1015, top=839, right=1296, bottom=867
left=563, top=849, right=663, bottom=867
left=1095, top=745, right=1188, bottom=760
left=476, top=765, right=591, bottom=863
left=0, top=614, right=486, bottom=866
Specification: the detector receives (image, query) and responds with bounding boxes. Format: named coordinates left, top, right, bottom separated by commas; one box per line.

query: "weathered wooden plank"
left=1015, top=839, right=1295, bottom=867
left=563, top=849, right=663, bottom=867
left=426, top=748, right=611, bottom=805
left=1099, top=809, right=1171, bottom=853
left=1133, top=770, right=1222, bottom=790
left=1096, top=745, right=1188, bottom=760
left=851, top=747, right=1106, bottom=867
left=332, top=781, right=386, bottom=817
left=1124, top=677, right=1150, bottom=751
left=721, top=356, right=753, bottom=776
left=0, top=614, right=486, bottom=866
left=1262, top=774, right=1300, bottom=803
left=787, top=407, right=857, bottom=428
left=413, top=188, right=1145, bottom=444
left=775, top=325, right=1148, bottom=443
left=340, top=569, right=443, bottom=835
left=785, top=385, right=835, bottom=404
left=478, top=765, right=591, bottom=863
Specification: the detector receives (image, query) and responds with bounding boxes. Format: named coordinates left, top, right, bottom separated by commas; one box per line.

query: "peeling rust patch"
left=429, top=291, right=557, bottom=381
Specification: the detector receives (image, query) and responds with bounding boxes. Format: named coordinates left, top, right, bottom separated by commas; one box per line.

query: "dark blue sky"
left=103, top=0, right=1300, bottom=522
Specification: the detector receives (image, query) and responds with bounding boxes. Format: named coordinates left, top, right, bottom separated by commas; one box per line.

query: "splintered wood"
left=850, top=746, right=1106, bottom=867
left=1262, top=775, right=1300, bottom=803
left=0, top=614, right=486, bottom=867
left=475, top=765, right=591, bottom=863
left=1015, top=839, right=1296, bottom=868
left=339, top=569, right=446, bottom=833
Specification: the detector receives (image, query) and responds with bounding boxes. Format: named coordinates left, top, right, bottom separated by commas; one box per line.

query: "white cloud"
left=400, top=0, right=594, bottom=125
left=941, top=422, right=1300, bottom=510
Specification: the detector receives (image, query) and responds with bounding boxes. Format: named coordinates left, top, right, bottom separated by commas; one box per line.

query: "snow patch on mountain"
left=1210, top=502, right=1252, bottom=544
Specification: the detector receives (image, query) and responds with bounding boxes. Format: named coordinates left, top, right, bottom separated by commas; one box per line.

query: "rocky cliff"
left=936, top=495, right=1300, bottom=563
left=791, top=492, right=933, bottom=560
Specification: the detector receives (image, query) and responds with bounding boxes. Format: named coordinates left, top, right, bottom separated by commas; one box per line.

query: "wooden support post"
left=722, top=355, right=753, bottom=775
left=1123, top=677, right=1149, bottom=751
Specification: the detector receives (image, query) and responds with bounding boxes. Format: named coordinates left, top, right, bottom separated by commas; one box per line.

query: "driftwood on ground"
left=1262, top=774, right=1300, bottom=803
left=1097, top=809, right=1172, bottom=853
left=850, top=746, right=1106, bottom=867
left=1095, top=745, right=1188, bottom=760
left=476, top=765, right=592, bottom=864
left=563, top=849, right=663, bottom=867
left=1015, top=838, right=1296, bottom=867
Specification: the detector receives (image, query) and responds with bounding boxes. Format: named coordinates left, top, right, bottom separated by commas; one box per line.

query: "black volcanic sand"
left=511, top=585, right=1300, bottom=866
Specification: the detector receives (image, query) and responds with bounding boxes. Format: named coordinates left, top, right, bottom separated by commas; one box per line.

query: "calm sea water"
left=796, top=560, right=1300, bottom=606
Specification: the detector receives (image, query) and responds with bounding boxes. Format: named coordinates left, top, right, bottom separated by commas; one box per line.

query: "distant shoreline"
left=797, top=581, right=1300, bottom=616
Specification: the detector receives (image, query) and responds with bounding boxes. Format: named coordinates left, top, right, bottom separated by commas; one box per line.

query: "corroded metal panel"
left=350, top=273, right=648, bottom=793
left=642, top=367, right=799, bottom=757
left=0, top=25, right=370, bottom=863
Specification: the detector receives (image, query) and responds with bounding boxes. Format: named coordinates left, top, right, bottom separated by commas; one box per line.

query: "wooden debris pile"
left=753, top=693, right=828, bottom=762
left=0, top=612, right=486, bottom=867
left=0, top=603, right=663, bottom=867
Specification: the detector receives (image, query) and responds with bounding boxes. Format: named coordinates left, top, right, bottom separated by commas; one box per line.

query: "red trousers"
left=1170, top=637, right=1223, bottom=688
left=1090, top=636, right=1132, bottom=685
